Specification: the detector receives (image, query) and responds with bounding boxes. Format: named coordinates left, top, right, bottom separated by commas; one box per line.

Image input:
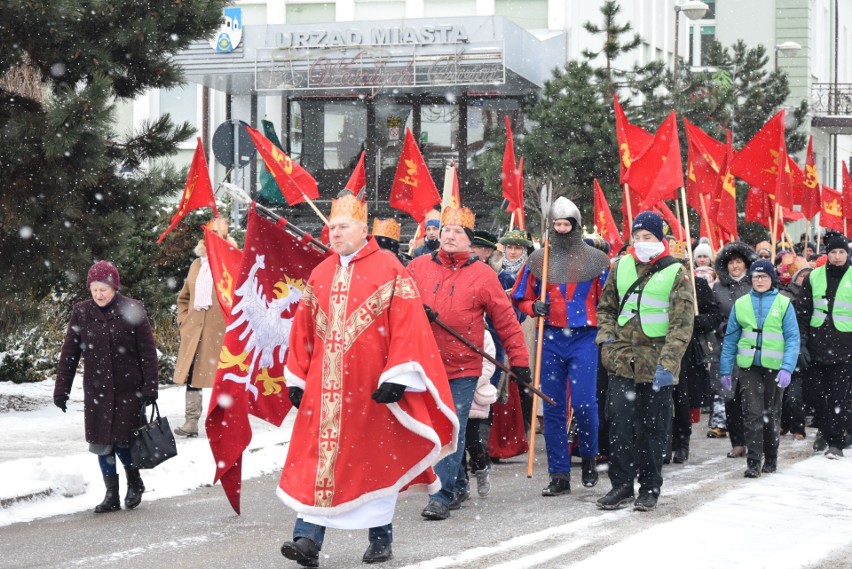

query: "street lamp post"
left=673, top=1, right=709, bottom=80
left=774, top=41, right=802, bottom=72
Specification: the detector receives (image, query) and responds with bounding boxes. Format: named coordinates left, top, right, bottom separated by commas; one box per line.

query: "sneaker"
left=448, top=489, right=470, bottom=510
left=761, top=457, right=777, bottom=473
left=596, top=484, right=634, bottom=510
left=474, top=467, right=491, bottom=497
left=707, top=427, right=728, bottom=438
left=825, top=446, right=844, bottom=460
left=633, top=492, right=658, bottom=512
left=421, top=499, right=450, bottom=520
left=814, top=431, right=828, bottom=453
left=541, top=477, right=571, bottom=497
left=280, top=538, right=320, bottom=568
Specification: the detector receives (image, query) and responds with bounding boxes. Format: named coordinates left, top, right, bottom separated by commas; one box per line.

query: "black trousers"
left=810, top=362, right=852, bottom=448
left=737, top=366, right=783, bottom=462
left=671, top=381, right=692, bottom=452
left=725, top=387, right=746, bottom=447
left=606, top=376, right=673, bottom=494
left=781, top=371, right=806, bottom=435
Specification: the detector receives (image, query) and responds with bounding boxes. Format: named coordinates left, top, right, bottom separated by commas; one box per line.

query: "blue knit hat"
left=748, top=259, right=776, bottom=280
left=632, top=211, right=666, bottom=242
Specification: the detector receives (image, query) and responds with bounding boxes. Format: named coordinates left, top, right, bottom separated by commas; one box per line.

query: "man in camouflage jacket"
left=595, top=212, right=695, bottom=512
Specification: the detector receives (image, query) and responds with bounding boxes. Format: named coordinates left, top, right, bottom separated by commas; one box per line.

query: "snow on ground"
left=0, top=379, right=294, bottom=526
left=4, top=379, right=852, bottom=569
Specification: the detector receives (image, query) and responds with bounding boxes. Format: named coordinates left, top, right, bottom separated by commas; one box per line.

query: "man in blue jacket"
left=719, top=260, right=799, bottom=478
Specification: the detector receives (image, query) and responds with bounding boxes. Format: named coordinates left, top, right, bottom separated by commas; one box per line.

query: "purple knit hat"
left=86, top=261, right=121, bottom=291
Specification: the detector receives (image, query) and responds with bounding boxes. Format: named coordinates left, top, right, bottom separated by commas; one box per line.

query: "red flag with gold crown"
left=614, top=94, right=653, bottom=185
left=245, top=126, right=319, bottom=206
left=627, top=112, right=684, bottom=209
left=715, top=130, right=739, bottom=239
left=801, top=137, right=821, bottom=219
left=389, top=128, right=440, bottom=223
left=821, top=185, right=845, bottom=232
left=157, top=138, right=218, bottom=243
left=731, top=110, right=793, bottom=211
left=203, top=225, right=243, bottom=318
left=593, top=179, right=623, bottom=257
left=206, top=206, right=325, bottom=514
left=684, top=119, right=725, bottom=213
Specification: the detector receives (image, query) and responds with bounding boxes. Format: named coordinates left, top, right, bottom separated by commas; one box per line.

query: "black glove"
left=511, top=366, right=532, bottom=386
left=288, top=386, right=304, bottom=409
left=423, top=304, right=439, bottom=323
left=372, top=382, right=407, bottom=404
left=532, top=301, right=550, bottom=317
left=797, top=346, right=811, bottom=371
left=141, top=395, right=157, bottom=405
left=54, top=394, right=68, bottom=413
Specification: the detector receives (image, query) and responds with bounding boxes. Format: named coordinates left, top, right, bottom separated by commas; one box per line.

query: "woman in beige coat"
left=173, top=218, right=234, bottom=437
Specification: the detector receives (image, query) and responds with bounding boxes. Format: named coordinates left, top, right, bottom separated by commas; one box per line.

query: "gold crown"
left=329, top=192, right=367, bottom=223
left=669, top=239, right=687, bottom=259
left=441, top=206, right=475, bottom=230
left=372, top=218, right=401, bottom=241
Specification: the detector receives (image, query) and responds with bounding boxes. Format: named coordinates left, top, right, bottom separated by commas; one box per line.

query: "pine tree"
left=0, top=0, right=225, bottom=331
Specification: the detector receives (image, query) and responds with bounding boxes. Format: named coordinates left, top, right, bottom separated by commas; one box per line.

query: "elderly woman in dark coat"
left=54, top=261, right=159, bottom=513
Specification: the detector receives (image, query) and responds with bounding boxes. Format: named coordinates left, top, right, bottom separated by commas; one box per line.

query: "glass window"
left=289, top=99, right=367, bottom=172
left=286, top=2, right=336, bottom=24
left=159, top=85, right=197, bottom=132
left=424, top=0, right=476, bottom=18
left=374, top=100, right=414, bottom=171
left=495, top=0, right=548, bottom=29
left=688, top=24, right=716, bottom=67
left=420, top=103, right=460, bottom=169
left=354, top=0, right=405, bottom=20
left=466, top=98, right=520, bottom=170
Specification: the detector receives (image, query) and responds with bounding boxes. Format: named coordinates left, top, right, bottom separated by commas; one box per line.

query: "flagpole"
left=771, top=201, right=780, bottom=256
left=680, top=188, right=699, bottom=316
left=509, top=211, right=516, bottom=232
left=697, top=193, right=716, bottom=257
left=302, top=195, right=330, bottom=225
left=624, top=184, right=634, bottom=227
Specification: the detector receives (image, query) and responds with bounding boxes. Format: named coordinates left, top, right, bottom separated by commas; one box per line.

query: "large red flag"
left=731, top=111, right=793, bottom=210
left=614, top=94, right=653, bottom=184
left=203, top=225, right=243, bottom=318
left=745, top=186, right=788, bottom=240
left=821, top=185, right=845, bottom=232
left=515, top=156, right=526, bottom=230
left=842, top=161, right=852, bottom=221
left=715, top=130, right=739, bottom=239
left=158, top=138, right=218, bottom=243
left=683, top=119, right=725, bottom=212
left=389, top=128, right=440, bottom=223
left=593, top=179, right=623, bottom=257
left=621, top=180, right=644, bottom=240
left=345, top=150, right=367, bottom=202
left=626, top=112, right=684, bottom=209
left=206, top=207, right=325, bottom=514
left=245, top=126, right=319, bottom=206
left=801, top=136, right=821, bottom=219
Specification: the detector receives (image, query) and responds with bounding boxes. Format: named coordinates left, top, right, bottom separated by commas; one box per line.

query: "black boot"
left=581, top=457, right=599, bottom=487
left=744, top=458, right=761, bottom=478
left=125, top=468, right=145, bottom=509
left=94, top=474, right=121, bottom=513
left=673, top=440, right=690, bottom=464
left=541, top=476, right=571, bottom=496
left=761, top=456, right=777, bottom=473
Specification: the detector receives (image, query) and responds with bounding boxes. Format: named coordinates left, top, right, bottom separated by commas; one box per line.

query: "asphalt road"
left=0, top=426, right=834, bottom=569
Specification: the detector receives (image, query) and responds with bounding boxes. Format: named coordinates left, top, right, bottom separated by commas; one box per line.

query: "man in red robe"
left=278, top=191, right=458, bottom=567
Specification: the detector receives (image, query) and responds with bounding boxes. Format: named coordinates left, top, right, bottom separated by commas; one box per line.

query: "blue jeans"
left=293, top=518, right=392, bottom=547
left=540, top=326, right=599, bottom=474
left=430, top=376, right=478, bottom=505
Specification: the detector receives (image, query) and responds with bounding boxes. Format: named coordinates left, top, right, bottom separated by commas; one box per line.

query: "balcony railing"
left=812, top=83, right=852, bottom=116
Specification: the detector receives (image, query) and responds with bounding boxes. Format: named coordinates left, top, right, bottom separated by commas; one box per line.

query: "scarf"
left=194, top=257, right=213, bottom=311
left=502, top=253, right=527, bottom=276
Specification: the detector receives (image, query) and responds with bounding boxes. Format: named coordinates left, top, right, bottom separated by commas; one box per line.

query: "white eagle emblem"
left=223, top=254, right=302, bottom=397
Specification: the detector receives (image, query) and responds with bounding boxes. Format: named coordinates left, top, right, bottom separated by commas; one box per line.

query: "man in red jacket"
left=408, top=205, right=532, bottom=521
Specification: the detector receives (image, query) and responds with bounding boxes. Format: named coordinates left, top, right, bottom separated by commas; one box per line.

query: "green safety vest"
left=809, top=266, right=852, bottom=332
left=616, top=256, right=682, bottom=338
left=734, top=293, right=790, bottom=370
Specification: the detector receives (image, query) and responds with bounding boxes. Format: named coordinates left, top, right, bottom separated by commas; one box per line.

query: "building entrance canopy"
left=174, top=16, right=561, bottom=96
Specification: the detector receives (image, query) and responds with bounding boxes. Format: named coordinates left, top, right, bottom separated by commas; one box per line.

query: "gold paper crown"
left=441, top=206, right=475, bottom=230
left=372, top=218, right=401, bottom=241
left=329, top=192, right=367, bottom=223
left=669, top=239, right=687, bottom=260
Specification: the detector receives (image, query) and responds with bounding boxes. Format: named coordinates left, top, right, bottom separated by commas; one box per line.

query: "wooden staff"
left=697, top=193, right=716, bottom=257
left=509, top=211, right=516, bottom=232
left=770, top=201, right=780, bottom=256
left=624, top=184, right=634, bottom=231
left=528, top=182, right=553, bottom=478
left=680, top=188, right=699, bottom=316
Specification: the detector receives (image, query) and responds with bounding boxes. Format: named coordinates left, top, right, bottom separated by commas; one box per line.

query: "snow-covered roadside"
left=0, top=379, right=294, bottom=527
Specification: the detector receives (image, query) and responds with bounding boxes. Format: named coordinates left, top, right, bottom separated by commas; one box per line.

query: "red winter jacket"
left=408, top=250, right=529, bottom=380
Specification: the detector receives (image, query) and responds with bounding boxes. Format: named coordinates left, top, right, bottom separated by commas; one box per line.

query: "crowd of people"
left=54, top=192, right=852, bottom=567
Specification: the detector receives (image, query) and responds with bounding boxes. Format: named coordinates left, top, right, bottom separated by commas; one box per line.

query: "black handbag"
left=130, top=402, right=178, bottom=469
left=694, top=330, right=720, bottom=365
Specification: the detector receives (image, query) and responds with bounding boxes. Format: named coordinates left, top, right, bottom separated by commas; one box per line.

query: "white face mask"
left=634, top=241, right=665, bottom=263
